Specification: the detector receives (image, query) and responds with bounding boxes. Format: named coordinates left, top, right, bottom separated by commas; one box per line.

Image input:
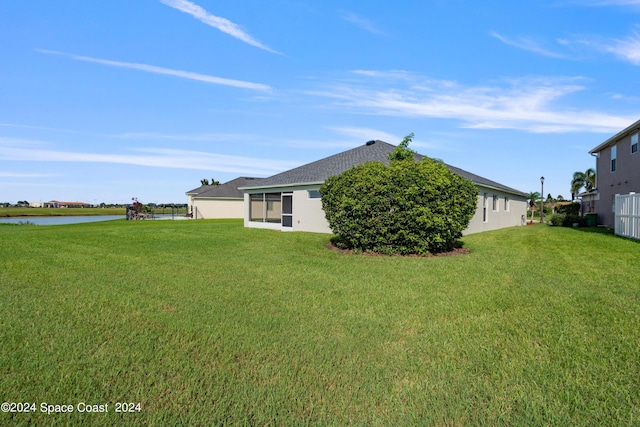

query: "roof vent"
left=365, top=140, right=376, bottom=146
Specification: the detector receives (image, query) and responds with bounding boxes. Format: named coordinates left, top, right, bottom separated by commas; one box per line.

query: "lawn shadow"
left=569, top=226, right=640, bottom=243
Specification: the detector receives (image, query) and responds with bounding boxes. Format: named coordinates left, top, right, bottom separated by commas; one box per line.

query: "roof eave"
left=240, top=181, right=324, bottom=191
left=589, top=119, right=640, bottom=154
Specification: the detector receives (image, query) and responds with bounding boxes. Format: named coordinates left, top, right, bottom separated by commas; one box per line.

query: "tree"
left=201, top=178, right=220, bottom=186
left=571, top=168, right=596, bottom=200
left=320, top=134, right=477, bottom=255
left=388, top=132, right=416, bottom=162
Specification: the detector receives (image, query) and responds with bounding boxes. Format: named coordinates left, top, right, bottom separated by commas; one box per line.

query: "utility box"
left=585, top=212, right=598, bottom=227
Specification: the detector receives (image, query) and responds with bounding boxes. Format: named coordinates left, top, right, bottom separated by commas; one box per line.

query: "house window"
left=504, top=196, right=510, bottom=211
left=611, top=144, right=617, bottom=172
left=308, top=190, right=321, bottom=199
left=483, top=193, right=488, bottom=222
left=249, top=193, right=282, bottom=223
left=632, top=133, right=638, bottom=154
left=492, top=195, right=499, bottom=211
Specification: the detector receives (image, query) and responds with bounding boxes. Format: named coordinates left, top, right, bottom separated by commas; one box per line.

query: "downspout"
left=588, top=151, right=599, bottom=215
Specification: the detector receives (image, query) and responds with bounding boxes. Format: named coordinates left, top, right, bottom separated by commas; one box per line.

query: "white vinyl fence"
left=615, top=193, right=640, bottom=240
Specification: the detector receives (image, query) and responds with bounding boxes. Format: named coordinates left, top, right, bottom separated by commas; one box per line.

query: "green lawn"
left=1, top=220, right=638, bottom=425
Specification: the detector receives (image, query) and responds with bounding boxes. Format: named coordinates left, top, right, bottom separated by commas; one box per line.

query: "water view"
left=0, top=215, right=125, bottom=226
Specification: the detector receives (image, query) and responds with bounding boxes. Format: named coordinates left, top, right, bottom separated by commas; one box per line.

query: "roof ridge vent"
left=365, top=140, right=376, bottom=146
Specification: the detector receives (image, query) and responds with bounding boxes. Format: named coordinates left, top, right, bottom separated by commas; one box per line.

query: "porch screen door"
left=282, top=194, right=293, bottom=227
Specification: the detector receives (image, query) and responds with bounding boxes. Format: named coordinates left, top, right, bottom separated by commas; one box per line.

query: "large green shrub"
left=556, top=202, right=580, bottom=216
left=320, top=157, right=478, bottom=255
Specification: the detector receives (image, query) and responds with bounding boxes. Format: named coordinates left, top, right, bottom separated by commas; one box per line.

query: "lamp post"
left=540, top=176, right=545, bottom=223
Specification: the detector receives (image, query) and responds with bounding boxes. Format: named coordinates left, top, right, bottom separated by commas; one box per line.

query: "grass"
left=0, top=220, right=638, bottom=425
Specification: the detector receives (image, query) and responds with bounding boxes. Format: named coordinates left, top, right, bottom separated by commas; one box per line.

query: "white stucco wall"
left=244, top=185, right=331, bottom=233
left=191, top=198, right=244, bottom=219
left=463, top=187, right=527, bottom=235
left=244, top=184, right=527, bottom=235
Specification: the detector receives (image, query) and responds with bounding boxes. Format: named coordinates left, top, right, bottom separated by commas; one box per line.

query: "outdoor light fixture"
left=540, top=176, right=545, bottom=223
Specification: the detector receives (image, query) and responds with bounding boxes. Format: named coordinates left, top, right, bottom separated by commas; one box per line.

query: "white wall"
left=192, top=198, right=244, bottom=219
left=244, top=184, right=527, bottom=235
left=244, top=185, right=330, bottom=233
left=464, top=187, right=527, bottom=235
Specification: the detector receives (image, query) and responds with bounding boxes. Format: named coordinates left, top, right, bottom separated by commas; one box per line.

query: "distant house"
left=585, top=119, right=640, bottom=228
left=186, top=177, right=261, bottom=219
left=48, top=200, right=91, bottom=208
left=29, top=201, right=56, bottom=208
left=240, top=140, right=527, bottom=234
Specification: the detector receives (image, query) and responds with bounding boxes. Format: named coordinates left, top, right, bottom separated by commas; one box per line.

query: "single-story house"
left=240, top=140, right=528, bottom=234
left=48, top=200, right=92, bottom=208
left=187, top=177, right=261, bottom=219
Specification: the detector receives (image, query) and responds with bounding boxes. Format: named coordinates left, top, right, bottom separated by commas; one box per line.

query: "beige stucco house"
left=241, top=140, right=527, bottom=234
left=187, top=177, right=260, bottom=219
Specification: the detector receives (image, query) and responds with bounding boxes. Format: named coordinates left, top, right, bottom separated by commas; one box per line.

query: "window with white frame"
left=611, top=144, right=617, bottom=172
left=504, top=196, right=510, bottom=211
left=492, top=195, right=498, bottom=211
left=632, top=133, right=638, bottom=154
left=308, top=190, right=321, bottom=199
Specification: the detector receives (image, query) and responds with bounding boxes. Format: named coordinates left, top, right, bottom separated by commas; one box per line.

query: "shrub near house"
left=320, top=152, right=478, bottom=255
left=550, top=202, right=586, bottom=227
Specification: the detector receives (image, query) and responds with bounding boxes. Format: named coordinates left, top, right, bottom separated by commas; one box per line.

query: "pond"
left=0, top=215, right=125, bottom=226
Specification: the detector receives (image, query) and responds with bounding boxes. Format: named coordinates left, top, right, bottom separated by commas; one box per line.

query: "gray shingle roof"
left=188, top=177, right=261, bottom=199
left=242, top=140, right=526, bottom=197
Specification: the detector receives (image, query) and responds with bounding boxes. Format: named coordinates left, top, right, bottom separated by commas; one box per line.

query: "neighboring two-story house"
left=585, top=119, right=640, bottom=228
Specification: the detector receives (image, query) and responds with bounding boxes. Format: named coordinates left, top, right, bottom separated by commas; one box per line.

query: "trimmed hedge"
left=320, top=158, right=478, bottom=255
left=550, top=214, right=587, bottom=227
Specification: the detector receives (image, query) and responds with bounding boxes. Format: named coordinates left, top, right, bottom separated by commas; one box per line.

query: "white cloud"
left=329, top=126, right=400, bottom=143
left=308, top=72, right=637, bottom=134
left=0, top=172, right=54, bottom=178
left=159, top=0, right=281, bottom=54
left=491, top=31, right=567, bottom=59
left=109, top=132, right=257, bottom=142
left=37, top=49, right=272, bottom=92
left=0, top=138, right=298, bottom=176
left=600, top=31, right=640, bottom=64
left=577, top=0, right=640, bottom=5
left=341, top=12, right=386, bottom=35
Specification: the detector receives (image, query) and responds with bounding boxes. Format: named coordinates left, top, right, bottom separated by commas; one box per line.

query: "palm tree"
left=571, top=168, right=596, bottom=200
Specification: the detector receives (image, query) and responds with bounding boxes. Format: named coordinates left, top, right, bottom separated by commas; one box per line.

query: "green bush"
left=557, top=202, right=580, bottom=216
left=320, top=157, right=478, bottom=255
left=550, top=214, right=565, bottom=226
left=550, top=213, right=587, bottom=227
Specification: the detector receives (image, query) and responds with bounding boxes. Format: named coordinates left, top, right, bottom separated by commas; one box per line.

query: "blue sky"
left=1, top=0, right=640, bottom=205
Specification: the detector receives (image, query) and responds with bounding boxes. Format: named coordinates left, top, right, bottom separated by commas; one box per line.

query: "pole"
left=540, top=177, right=544, bottom=223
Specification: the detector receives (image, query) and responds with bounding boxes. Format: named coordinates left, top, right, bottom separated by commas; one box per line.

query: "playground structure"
left=126, top=198, right=154, bottom=220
